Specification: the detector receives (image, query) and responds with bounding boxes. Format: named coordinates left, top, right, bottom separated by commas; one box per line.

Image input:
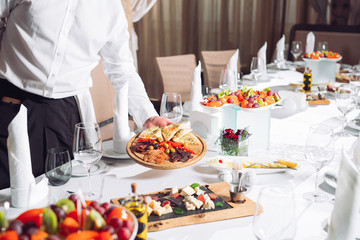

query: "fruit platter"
left=0, top=194, right=138, bottom=240
left=111, top=182, right=258, bottom=232
left=303, top=51, right=342, bottom=62
left=127, top=123, right=207, bottom=170
left=200, top=87, right=281, bottom=113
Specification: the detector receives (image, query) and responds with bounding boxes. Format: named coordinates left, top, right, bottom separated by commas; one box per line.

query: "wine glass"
left=303, top=124, right=335, bottom=202
left=253, top=185, right=296, bottom=240
left=45, top=148, right=72, bottom=186
left=160, top=93, right=183, bottom=123
left=335, top=84, right=356, bottom=136
left=317, top=41, right=328, bottom=52
left=73, top=122, right=103, bottom=199
left=290, top=41, right=303, bottom=61
left=350, top=65, right=360, bottom=108
left=250, top=57, right=262, bottom=85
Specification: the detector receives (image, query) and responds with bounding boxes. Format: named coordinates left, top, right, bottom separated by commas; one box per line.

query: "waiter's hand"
left=142, top=116, right=174, bottom=129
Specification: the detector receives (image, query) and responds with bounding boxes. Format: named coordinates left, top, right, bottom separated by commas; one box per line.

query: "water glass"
left=335, top=84, right=356, bottom=136
left=317, top=41, right=328, bottom=52
left=45, top=148, right=72, bottom=186
left=160, top=93, right=183, bottom=123
left=250, top=57, right=262, bottom=85
left=253, top=185, right=296, bottom=240
left=73, top=122, right=103, bottom=199
left=290, top=41, right=303, bottom=61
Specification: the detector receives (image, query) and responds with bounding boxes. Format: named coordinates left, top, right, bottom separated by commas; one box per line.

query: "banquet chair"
left=200, top=49, right=239, bottom=89
left=155, top=54, right=197, bottom=102
left=288, top=24, right=360, bottom=65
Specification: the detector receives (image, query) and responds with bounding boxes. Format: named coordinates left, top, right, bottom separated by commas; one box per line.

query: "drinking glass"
left=317, top=41, right=328, bottom=52
left=303, top=124, right=335, bottom=202
left=202, top=85, right=212, bottom=98
left=253, top=185, right=296, bottom=240
left=160, top=93, right=183, bottom=123
left=73, top=122, right=103, bottom=199
left=350, top=65, right=360, bottom=107
left=45, top=148, right=72, bottom=186
left=335, top=84, right=356, bottom=136
left=250, top=57, right=262, bottom=85
left=290, top=41, right=303, bottom=61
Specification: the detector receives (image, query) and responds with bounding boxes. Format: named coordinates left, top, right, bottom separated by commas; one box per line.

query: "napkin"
left=7, top=105, right=49, bottom=208
left=305, top=32, right=315, bottom=53
left=190, top=61, right=203, bottom=112
left=226, top=49, right=239, bottom=90
left=74, top=90, right=97, bottom=124
left=328, top=148, right=360, bottom=240
left=275, top=35, right=286, bottom=68
left=113, top=81, right=131, bottom=154
left=257, top=42, right=267, bottom=79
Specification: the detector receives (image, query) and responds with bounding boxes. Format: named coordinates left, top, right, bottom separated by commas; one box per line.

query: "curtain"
left=135, top=0, right=312, bottom=99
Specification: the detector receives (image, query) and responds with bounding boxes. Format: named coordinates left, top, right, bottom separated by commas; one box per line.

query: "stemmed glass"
left=317, top=41, right=328, bottom=52
left=73, top=122, right=103, bottom=199
left=45, top=148, right=72, bottom=186
left=303, top=124, right=335, bottom=202
left=250, top=57, right=262, bottom=85
left=160, top=93, right=183, bottom=123
left=335, top=84, right=356, bottom=136
left=290, top=41, right=303, bottom=61
left=253, top=185, right=296, bottom=240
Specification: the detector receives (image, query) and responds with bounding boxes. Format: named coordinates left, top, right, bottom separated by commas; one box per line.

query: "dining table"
left=1, top=66, right=359, bottom=240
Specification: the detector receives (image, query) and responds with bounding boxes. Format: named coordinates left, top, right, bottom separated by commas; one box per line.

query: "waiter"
left=0, top=0, right=171, bottom=189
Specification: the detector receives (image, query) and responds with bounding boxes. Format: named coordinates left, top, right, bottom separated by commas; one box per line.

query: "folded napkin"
left=306, top=32, right=315, bottom=53
left=113, top=81, right=132, bottom=154
left=7, top=105, right=49, bottom=208
left=74, top=90, right=97, bottom=124
left=257, top=42, right=267, bottom=79
left=190, top=61, right=203, bottom=112
left=275, top=35, right=286, bottom=68
left=328, top=148, right=360, bottom=239
left=226, top=49, right=239, bottom=90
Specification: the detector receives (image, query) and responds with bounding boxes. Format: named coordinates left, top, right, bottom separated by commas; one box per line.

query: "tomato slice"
left=208, top=193, right=218, bottom=200
left=197, top=194, right=205, bottom=204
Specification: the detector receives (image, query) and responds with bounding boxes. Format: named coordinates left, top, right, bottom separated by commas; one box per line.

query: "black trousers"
left=0, top=79, right=81, bottom=189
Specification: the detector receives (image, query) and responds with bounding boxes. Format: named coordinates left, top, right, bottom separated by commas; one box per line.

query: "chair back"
left=155, top=54, right=197, bottom=102
left=200, top=50, right=239, bottom=89
left=289, top=24, right=360, bottom=65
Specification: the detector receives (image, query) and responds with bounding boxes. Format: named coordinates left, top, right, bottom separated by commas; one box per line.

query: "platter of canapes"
left=127, top=123, right=207, bottom=170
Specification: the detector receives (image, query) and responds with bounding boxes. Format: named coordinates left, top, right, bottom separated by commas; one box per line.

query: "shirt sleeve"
left=100, top=2, right=158, bottom=129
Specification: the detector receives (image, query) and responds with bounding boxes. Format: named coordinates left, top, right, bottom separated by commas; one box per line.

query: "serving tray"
left=111, top=182, right=258, bottom=232
left=126, top=133, right=207, bottom=170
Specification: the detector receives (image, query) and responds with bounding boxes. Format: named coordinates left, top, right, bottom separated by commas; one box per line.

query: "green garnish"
left=190, top=183, right=200, bottom=189
left=215, top=202, right=224, bottom=207
left=217, top=90, right=225, bottom=99
left=174, top=208, right=184, bottom=214
left=225, top=88, right=231, bottom=96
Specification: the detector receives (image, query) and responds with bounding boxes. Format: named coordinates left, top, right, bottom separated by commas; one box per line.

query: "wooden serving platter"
left=126, top=133, right=207, bottom=170
left=111, top=182, right=258, bottom=232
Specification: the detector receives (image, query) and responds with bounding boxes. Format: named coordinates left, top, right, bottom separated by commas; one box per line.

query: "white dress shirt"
left=0, top=0, right=158, bottom=127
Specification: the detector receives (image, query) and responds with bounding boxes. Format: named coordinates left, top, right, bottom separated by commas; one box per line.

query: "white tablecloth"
left=1, top=69, right=358, bottom=240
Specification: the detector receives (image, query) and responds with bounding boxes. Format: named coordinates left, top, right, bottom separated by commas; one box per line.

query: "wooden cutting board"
left=111, top=182, right=258, bottom=232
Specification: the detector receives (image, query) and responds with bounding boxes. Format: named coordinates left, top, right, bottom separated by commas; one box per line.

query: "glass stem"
left=314, top=166, right=321, bottom=196
left=87, top=167, right=92, bottom=194
left=342, top=114, right=347, bottom=132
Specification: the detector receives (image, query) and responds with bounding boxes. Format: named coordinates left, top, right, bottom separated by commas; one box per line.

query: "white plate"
left=324, top=169, right=337, bottom=189
left=72, top=161, right=107, bottom=177
left=103, top=140, right=131, bottom=159
left=347, top=119, right=360, bottom=131
left=206, top=155, right=297, bottom=174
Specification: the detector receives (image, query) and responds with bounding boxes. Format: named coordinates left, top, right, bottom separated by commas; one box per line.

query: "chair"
left=155, top=54, right=197, bottom=102
left=288, top=24, right=360, bottom=65
left=200, top=50, right=239, bottom=89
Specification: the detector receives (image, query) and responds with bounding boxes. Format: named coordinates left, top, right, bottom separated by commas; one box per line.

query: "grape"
left=108, top=217, right=123, bottom=229
left=117, top=227, right=131, bottom=240
left=52, top=206, right=66, bottom=223
left=50, top=204, right=57, bottom=212
left=99, top=225, right=115, bottom=235
left=85, top=205, right=94, bottom=211
left=96, top=207, right=106, bottom=216
left=25, top=226, right=39, bottom=237
left=247, top=102, right=253, bottom=108
left=262, top=97, right=267, bottom=102
left=267, top=90, right=273, bottom=96
left=22, top=222, right=37, bottom=234
left=101, top=202, right=111, bottom=211
left=19, top=235, right=30, bottom=240
left=248, top=96, right=254, bottom=103
left=122, top=219, right=135, bottom=232
left=227, top=98, right=234, bottom=103
left=103, top=206, right=115, bottom=219
left=8, top=220, right=23, bottom=235
left=253, top=103, right=260, bottom=108
left=90, top=201, right=100, bottom=209
left=68, top=194, right=79, bottom=206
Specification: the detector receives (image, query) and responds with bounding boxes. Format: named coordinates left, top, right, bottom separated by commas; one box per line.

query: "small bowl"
left=229, top=185, right=247, bottom=203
